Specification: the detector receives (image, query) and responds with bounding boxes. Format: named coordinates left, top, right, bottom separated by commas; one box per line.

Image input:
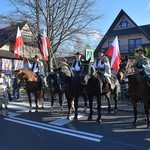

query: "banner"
left=14, top=60, right=24, bottom=70
left=2, top=59, right=12, bottom=70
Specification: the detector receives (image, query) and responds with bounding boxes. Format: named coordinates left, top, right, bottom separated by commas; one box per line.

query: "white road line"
left=49, top=113, right=85, bottom=126
left=4, top=117, right=103, bottom=142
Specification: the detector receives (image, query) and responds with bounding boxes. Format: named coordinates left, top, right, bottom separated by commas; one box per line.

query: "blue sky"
left=0, top=0, right=149, bottom=35
left=94, top=0, right=150, bottom=35
left=0, top=0, right=150, bottom=50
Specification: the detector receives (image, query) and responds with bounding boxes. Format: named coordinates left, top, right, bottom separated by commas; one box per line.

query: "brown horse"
left=14, top=69, right=44, bottom=112
left=118, top=57, right=150, bottom=128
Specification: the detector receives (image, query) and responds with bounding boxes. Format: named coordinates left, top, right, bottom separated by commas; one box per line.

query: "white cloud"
left=145, top=0, right=150, bottom=10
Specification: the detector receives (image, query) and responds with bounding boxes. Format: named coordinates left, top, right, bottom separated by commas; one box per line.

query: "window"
left=128, top=38, right=142, bottom=53
left=117, top=18, right=131, bottom=29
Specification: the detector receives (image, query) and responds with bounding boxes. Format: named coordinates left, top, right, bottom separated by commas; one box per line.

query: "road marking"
left=5, top=116, right=103, bottom=142
left=49, top=113, right=85, bottom=126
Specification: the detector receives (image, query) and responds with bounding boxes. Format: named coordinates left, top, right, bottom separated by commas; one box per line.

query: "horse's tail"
left=149, top=99, right=150, bottom=109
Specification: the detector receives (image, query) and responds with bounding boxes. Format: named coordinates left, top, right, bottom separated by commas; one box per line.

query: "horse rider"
left=134, top=46, right=150, bottom=84
left=28, top=55, right=45, bottom=89
left=71, top=52, right=83, bottom=75
left=58, top=58, right=73, bottom=91
left=93, top=49, right=112, bottom=91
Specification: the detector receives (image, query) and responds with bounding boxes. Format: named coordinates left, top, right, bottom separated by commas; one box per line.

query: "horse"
left=60, top=68, right=88, bottom=120
left=118, top=57, right=150, bottom=128
left=79, top=60, right=119, bottom=122
left=0, top=84, right=9, bottom=115
left=47, top=70, right=64, bottom=114
left=128, top=73, right=150, bottom=128
left=14, top=68, right=45, bottom=112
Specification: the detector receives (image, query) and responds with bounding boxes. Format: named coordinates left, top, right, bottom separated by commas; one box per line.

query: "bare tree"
left=2, top=0, right=103, bottom=71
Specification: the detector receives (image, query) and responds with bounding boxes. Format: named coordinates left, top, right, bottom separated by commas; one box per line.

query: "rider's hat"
left=135, top=46, right=146, bottom=54
left=98, top=49, right=105, bottom=53
left=74, top=52, right=82, bottom=55
left=34, top=55, right=40, bottom=58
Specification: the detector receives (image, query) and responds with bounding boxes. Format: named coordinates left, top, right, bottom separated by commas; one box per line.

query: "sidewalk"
left=9, top=92, right=145, bottom=114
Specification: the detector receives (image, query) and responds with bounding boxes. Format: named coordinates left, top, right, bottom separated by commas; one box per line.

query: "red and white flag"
left=41, top=30, right=51, bottom=61
left=14, top=27, right=24, bottom=58
left=106, top=36, right=121, bottom=71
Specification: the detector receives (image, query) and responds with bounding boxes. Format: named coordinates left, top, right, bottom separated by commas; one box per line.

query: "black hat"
left=135, top=46, right=146, bottom=54
left=74, top=52, right=82, bottom=55
left=98, top=49, right=105, bottom=53
left=34, top=55, right=40, bottom=58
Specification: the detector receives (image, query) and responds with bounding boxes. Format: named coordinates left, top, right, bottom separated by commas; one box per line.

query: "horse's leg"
left=132, top=100, right=137, bottom=127
left=83, top=93, right=88, bottom=112
left=113, top=86, right=119, bottom=113
left=50, top=94, right=54, bottom=114
left=27, top=91, right=32, bottom=112
left=74, top=94, right=79, bottom=120
left=144, top=104, right=149, bottom=128
left=105, top=94, right=111, bottom=113
left=40, top=90, right=44, bottom=108
left=88, top=94, right=93, bottom=121
left=96, top=95, right=102, bottom=123
left=34, top=92, right=38, bottom=112
left=59, top=93, right=63, bottom=114
left=0, top=100, right=2, bottom=115
left=65, top=93, right=73, bottom=119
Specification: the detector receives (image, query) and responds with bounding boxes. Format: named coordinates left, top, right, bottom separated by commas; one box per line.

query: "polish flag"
left=106, top=36, right=121, bottom=71
left=14, top=27, right=24, bottom=58
left=41, top=30, right=51, bottom=61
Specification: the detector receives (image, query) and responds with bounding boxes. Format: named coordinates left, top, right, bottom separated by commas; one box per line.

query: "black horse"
left=47, top=70, right=64, bottom=114
left=62, top=70, right=88, bottom=120
left=80, top=60, right=119, bottom=122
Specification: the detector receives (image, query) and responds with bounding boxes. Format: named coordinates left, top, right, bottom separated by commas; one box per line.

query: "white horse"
left=0, top=84, right=9, bottom=115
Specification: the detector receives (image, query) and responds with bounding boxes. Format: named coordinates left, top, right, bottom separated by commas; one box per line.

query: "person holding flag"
left=93, top=49, right=112, bottom=91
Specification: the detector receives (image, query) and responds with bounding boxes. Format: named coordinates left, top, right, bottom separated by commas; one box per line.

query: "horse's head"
left=117, top=55, right=132, bottom=82
left=47, top=72, right=60, bottom=91
left=13, top=69, right=37, bottom=87
left=80, top=58, right=94, bottom=85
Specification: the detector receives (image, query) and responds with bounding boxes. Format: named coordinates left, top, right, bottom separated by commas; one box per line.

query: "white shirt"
left=28, top=62, right=39, bottom=73
left=71, top=59, right=81, bottom=71
left=93, top=59, right=105, bottom=70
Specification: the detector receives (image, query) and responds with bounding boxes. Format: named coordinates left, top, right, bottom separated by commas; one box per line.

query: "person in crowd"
left=28, top=55, right=45, bottom=89
left=93, top=49, right=112, bottom=90
left=0, top=70, right=12, bottom=101
left=12, top=74, right=20, bottom=99
left=71, top=52, right=83, bottom=75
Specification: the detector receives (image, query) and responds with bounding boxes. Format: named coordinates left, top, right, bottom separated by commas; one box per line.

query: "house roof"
left=95, top=9, right=150, bottom=52
left=0, top=50, right=15, bottom=59
left=0, top=21, right=27, bottom=48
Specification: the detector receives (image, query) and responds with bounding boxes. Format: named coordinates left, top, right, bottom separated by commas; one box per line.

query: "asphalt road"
left=0, top=97, right=150, bottom=150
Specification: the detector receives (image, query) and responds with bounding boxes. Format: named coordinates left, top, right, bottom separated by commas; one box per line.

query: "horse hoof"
left=87, top=116, right=92, bottom=121
left=96, top=119, right=102, bottom=123
left=114, top=109, right=117, bottom=114
left=67, top=116, right=70, bottom=120
left=73, top=116, right=78, bottom=121
left=132, top=123, right=137, bottom=129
